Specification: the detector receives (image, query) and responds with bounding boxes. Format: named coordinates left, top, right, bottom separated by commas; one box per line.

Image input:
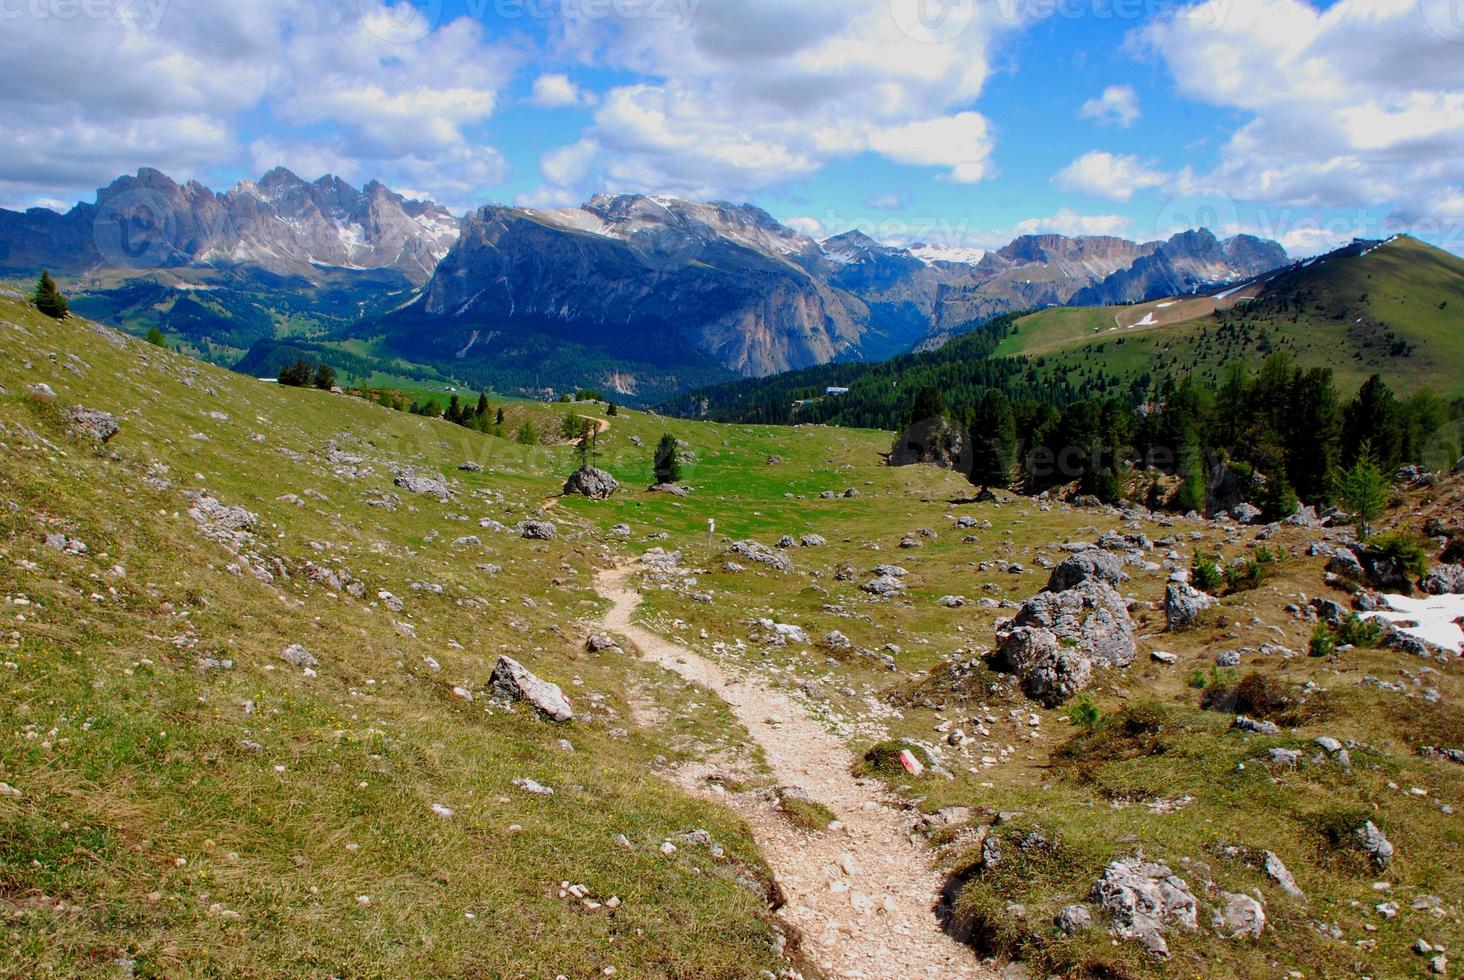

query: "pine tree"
left=653, top=433, right=682, bottom=485
left=278, top=359, right=312, bottom=387
left=1333, top=443, right=1390, bottom=538
left=495, top=407, right=506, bottom=426
left=145, top=326, right=166, bottom=347
left=1341, top=375, right=1403, bottom=470
left=607, top=402, right=618, bottom=417
left=32, top=271, right=68, bottom=319
left=515, top=421, right=537, bottom=445
left=313, top=363, right=337, bottom=391
left=476, top=393, right=490, bottom=420
left=968, top=388, right=1015, bottom=489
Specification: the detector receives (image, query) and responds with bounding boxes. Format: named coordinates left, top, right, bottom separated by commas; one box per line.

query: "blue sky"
left=2, top=0, right=1461, bottom=255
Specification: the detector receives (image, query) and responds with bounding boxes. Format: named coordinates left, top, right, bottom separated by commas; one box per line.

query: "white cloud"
left=865, top=193, right=906, bottom=210
left=1137, top=0, right=1464, bottom=220
left=530, top=73, right=595, bottom=108
left=1053, top=151, right=1170, bottom=201
left=1013, top=208, right=1133, bottom=238
left=1080, top=85, right=1141, bottom=127
left=0, top=0, right=516, bottom=209
left=549, top=0, right=1025, bottom=197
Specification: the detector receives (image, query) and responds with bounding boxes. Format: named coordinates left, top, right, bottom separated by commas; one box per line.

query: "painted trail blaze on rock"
left=898, top=750, right=925, bottom=776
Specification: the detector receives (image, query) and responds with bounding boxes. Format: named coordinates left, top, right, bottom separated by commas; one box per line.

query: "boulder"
left=67, top=405, right=119, bottom=443
left=1354, top=820, right=1393, bottom=870
left=1420, top=564, right=1464, bottom=596
left=519, top=520, right=557, bottom=541
left=1056, top=904, right=1092, bottom=936
left=861, top=574, right=905, bottom=596
left=649, top=483, right=689, bottom=497
left=1215, top=892, right=1266, bottom=940
left=726, top=540, right=793, bottom=573
left=1263, top=851, right=1305, bottom=900
left=1231, top=502, right=1263, bottom=525
left=563, top=466, right=619, bottom=500
left=1165, top=583, right=1217, bottom=631
left=491, top=656, right=573, bottom=722
left=799, top=534, right=827, bottom=548
left=1047, top=551, right=1126, bottom=592
left=994, top=578, right=1135, bottom=705
left=394, top=470, right=452, bottom=502
left=1090, top=855, right=1199, bottom=957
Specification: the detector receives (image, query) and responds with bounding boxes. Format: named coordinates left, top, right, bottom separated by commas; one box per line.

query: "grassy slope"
left=556, top=429, right=1464, bottom=976
left=4, top=290, right=1463, bottom=978
left=1000, top=236, right=1464, bottom=397
left=0, top=293, right=802, bottom=978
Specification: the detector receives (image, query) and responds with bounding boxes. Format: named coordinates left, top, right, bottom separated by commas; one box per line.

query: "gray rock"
left=1216, top=650, right=1241, bottom=668
left=518, top=520, right=557, bottom=541
left=1263, top=851, right=1305, bottom=900
left=1151, top=650, right=1179, bottom=665
left=1233, top=715, right=1281, bottom=735
left=1325, top=548, right=1365, bottom=581
left=1165, top=582, right=1217, bottom=631
left=458, top=461, right=483, bottom=472
left=995, top=578, right=1136, bottom=705
left=1056, top=904, right=1092, bottom=935
left=1420, top=564, right=1464, bottom=595
left=1268, top=748, right=1300, bottom=767
left=777, top=535, right=797, bottom=549
left=872, top=564, right=908, bottom=578
left=1215, top=891, right=1266, bottom=939
left=727, top=540, right=793, bottom=573
left=1310, top=598, right=1347, bottom=624
left=67, top=405, right=119, bottom=443
left=562, top=466, right=620, bottom=500
left=1048, top=551, right=1127, bottom=591
left=1090, top=855, right=1199, bottom=957
left=861, top=574, right=905, bottom=596
left=649, top=483, right=689, bottom=497
left=491, top=656, right=574, bottom=722
left=394, top=470, right=452, bottom=502
left=279, top=644, right=317, bottom=669
left=1354, top=820, right=1393, bottom=870
left=1314, top=736, right=1343, bottom=753
left=799, top=534, right=827, bottom=548
left=1231, top=502, right=1263, bottom=525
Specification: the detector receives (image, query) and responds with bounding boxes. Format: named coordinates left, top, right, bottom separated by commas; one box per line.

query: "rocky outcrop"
left=1165, top=582, right=1216, bottom=631
left=563, top=466, right=619, bottom=500
left=726, top=540, right=793, bottom=573
left=889, top=417, right=970, bottom=471
left=394, top=470, right=452, bottom=502
left=1420, top=564, right=1464, bottom=595
left=491, top=656, right=573, bottom=722
left=994, top=558, right=1137, bottom=705
left=1090, top=855, right=1199, bottom=957
left=66, top=405, right=118, bottom=443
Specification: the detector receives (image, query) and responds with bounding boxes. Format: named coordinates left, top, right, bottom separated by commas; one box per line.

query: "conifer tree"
left=32, top=270, right=67, bottom=319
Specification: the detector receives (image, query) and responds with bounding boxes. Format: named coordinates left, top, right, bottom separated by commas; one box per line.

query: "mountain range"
left=0, top=168, right=1291, bottom=400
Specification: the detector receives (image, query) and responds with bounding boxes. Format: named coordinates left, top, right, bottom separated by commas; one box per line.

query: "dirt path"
left=596, top=566, right=991, bottom=980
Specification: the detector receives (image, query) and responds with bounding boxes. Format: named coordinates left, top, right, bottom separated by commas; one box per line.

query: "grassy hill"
left=3, top=292, right=1464, bottom=978
left=1000, top=236, right=1464, bottom=397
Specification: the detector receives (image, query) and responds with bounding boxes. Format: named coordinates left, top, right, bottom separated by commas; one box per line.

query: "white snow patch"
left=1364, top=594, right=1464, bottom=656
left=1213, top=282, right=1252, bottom=301
left=1131, top=312, right=1158, bottom=327
left=909, top=243, right=987, bottom=267
left=1155, top=301, right=1178, bottom=309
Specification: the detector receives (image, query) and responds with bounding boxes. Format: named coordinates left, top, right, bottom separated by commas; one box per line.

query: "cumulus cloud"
left=530, top=73, right=596, bottom=108
left=1053, top=151, right=1170, bottom=202
left=538, top=0, right=1026, bottom=198
left=1013, top=208, right=1133, bottom=238
left=0, top=0, right=517, bottom=211
left=1137, top=0, right=1464, bottom=224
left=1080, top=85, right=1141, bottom=127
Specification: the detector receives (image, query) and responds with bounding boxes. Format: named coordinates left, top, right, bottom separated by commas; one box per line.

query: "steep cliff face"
left=1070, top=230, right=1290, bottom=306
left=0, top=167, right=458, bottom=283
left=412, top=202, right=869, bottom=377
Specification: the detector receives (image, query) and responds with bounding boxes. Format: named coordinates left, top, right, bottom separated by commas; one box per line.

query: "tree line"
left=918, top=351, right=1458, bottom=515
